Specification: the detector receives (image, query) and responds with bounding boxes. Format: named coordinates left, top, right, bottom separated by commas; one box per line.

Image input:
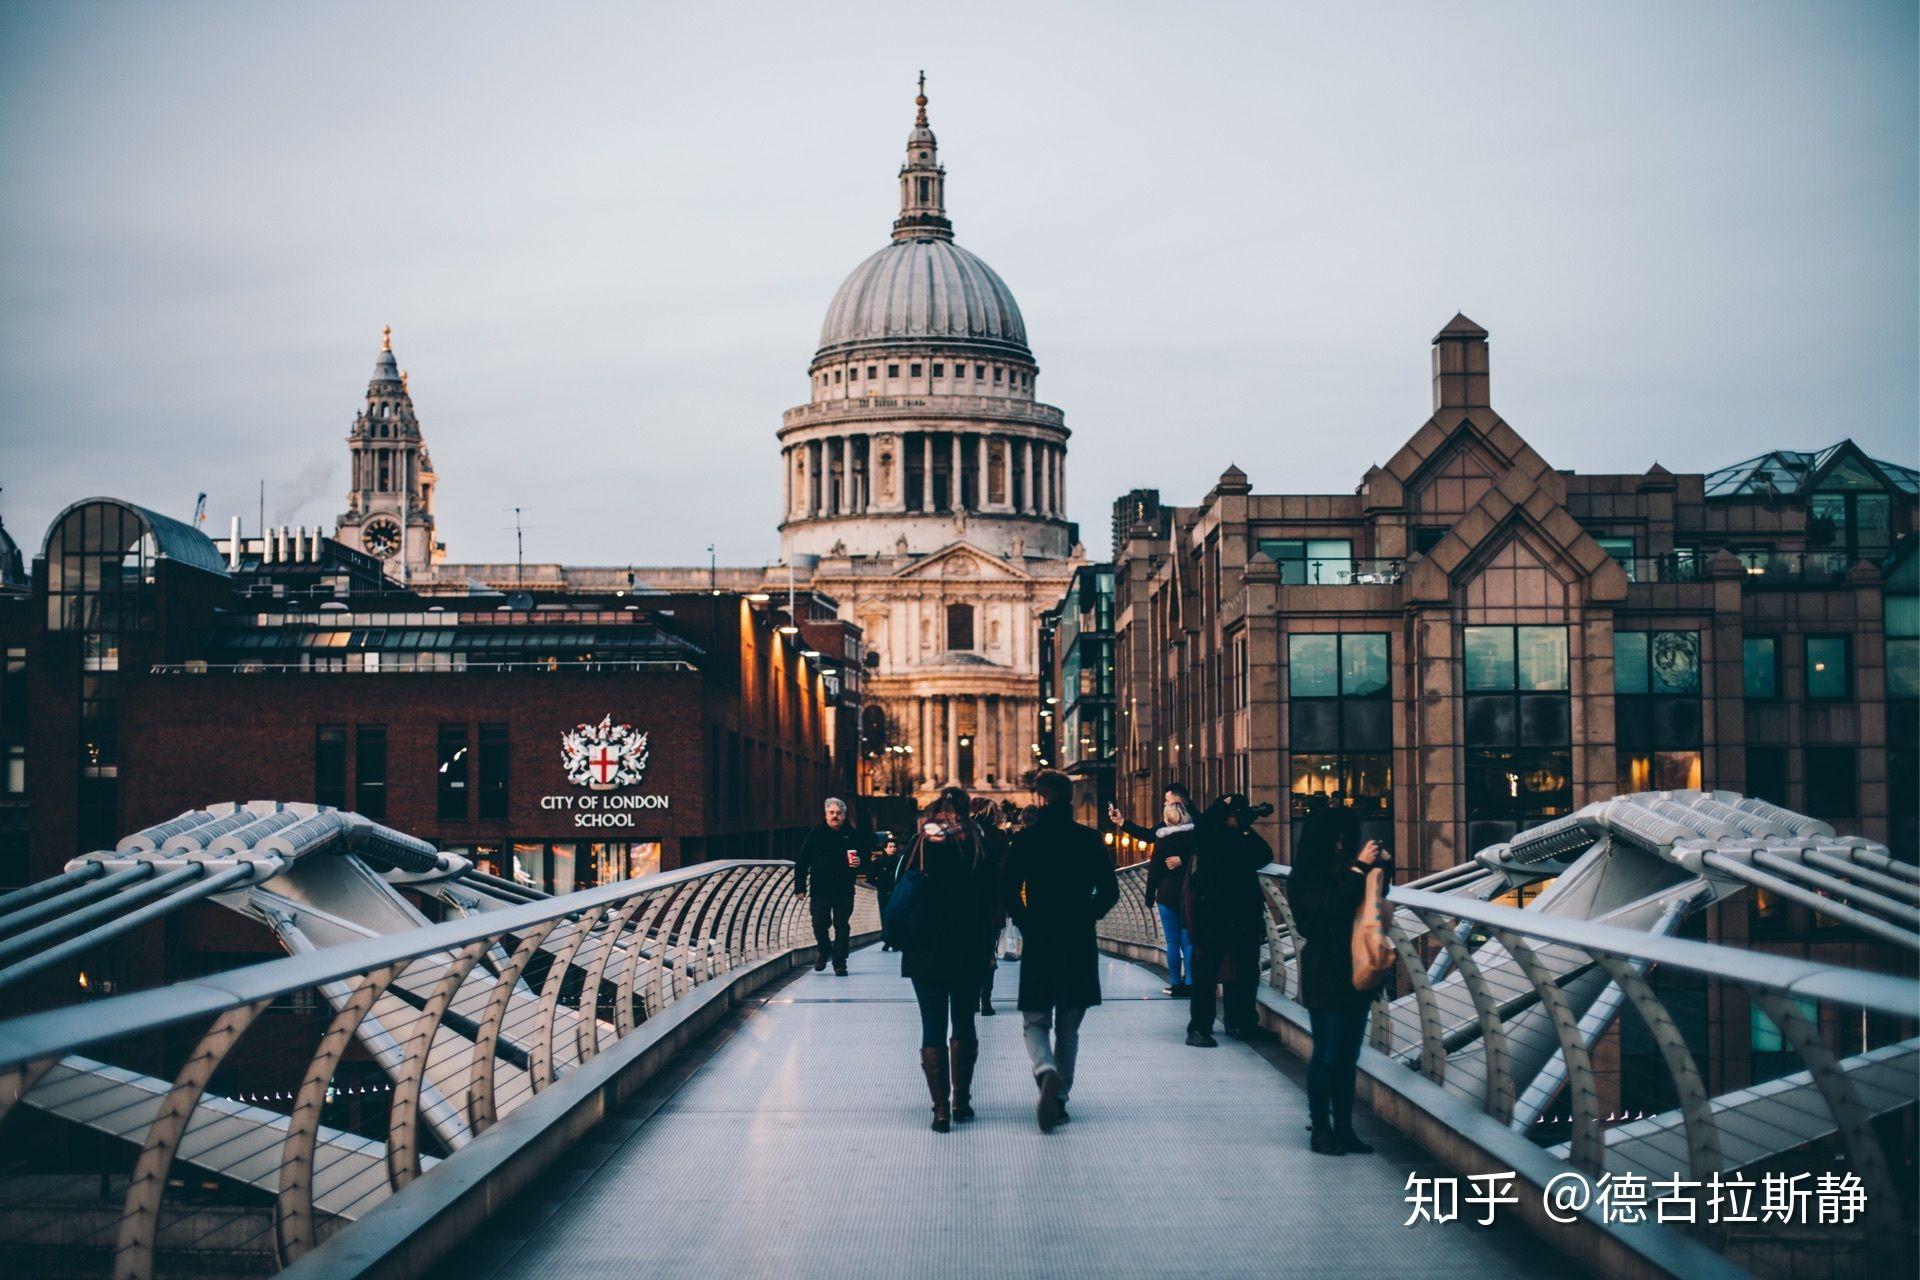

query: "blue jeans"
left=912, top=978, right=977, bottom=1049
left=1307, top=1002, right=1370, bottom=1132
left=1157, top=904, right=1192, bottom=985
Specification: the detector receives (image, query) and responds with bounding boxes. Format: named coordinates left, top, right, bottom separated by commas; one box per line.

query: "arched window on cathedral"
left=946, top=602, right=974, bottom=651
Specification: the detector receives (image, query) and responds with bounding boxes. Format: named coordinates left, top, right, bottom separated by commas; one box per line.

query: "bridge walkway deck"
left=432, top=945, right=1567, bottom=1279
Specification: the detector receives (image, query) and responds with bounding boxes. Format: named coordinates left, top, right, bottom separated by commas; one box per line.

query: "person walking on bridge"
left=869, top=833, right=903, bottom=952
left=1006, top=769, right=1120, bottom=1132
left=971, top=796, right=1012, bottom=1017
left=1288, top=803, right=1391, bottom=1155
left=1185, top=795, right=1273, bottom=1047
left=899, top=787, right=1001, bottom=1132
left=793, top=797, right=865, bottom=976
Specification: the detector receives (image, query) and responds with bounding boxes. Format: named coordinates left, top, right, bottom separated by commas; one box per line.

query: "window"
left=1745, top=746, right=1788, bottom=807
left=1743, top=637, right=1778, bottom=699
left=3, top=743, right=23, bottom=796
left=1803, top=746, right=1856, bottom=818
left=946, top=603, right=975, bottom=651
left=1463, top=626, right=1572, bottom=844
left=932, top=363, right=944, bottom=378
left=1287, top=634, right=1391, bottom=837
left=1257, top=538, right=1355, bottom=585
left=1805, top=636, right=1850, bottom=700
left=479, top=723, right=509, bottom=820
left=315, top=726, right=347, bottom=808
left=1889, top=595, right=1919, bottom=699
left=1413, top=526, right=1448, bottom=556
left=993, top=366, right=1002, bottom=383
left=0, top=647, right=24, bottom=724
left=887, top=363, right=899, bottom=378
left=437, top=724, right=469, bottom=821
left=867, top=366, right=877, bottom=380
left=1614, top=632, right=1701, bottom=794
left=1596, top=536, right=1637, bottom=580
left=974, top=364, right=985, bottom=379
left=355, top=726, right=387, bottom=820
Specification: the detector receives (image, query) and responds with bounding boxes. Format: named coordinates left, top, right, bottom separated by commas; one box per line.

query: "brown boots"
left=919, top=1047, right=951, bottom=1132
left=949, top=1037, right=978, bottom=1123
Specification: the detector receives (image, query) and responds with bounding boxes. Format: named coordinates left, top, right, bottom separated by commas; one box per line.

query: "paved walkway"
left=434, top=945, right=1569, bottom=1280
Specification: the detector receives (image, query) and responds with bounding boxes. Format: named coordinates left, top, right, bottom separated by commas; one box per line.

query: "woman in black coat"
left=868, top=835, right=902, bottom=952
left=1286, top=802, right=1390, bottom=1154
left=1184, top=795, right=1274, bottom=1046
left=898, top=787, right=1001, bottom=1132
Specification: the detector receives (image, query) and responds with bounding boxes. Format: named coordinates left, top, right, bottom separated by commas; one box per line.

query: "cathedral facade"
left=776, top=82, right=1082, bottom=799
left=351, top=83, right=1079, bottom=803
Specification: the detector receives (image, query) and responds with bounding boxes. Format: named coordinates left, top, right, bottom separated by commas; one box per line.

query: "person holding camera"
left=792, top=797, right=866, bottom=975
left=1288, top=799, right=1391, bottom=1154
left=899, top=787, right=1001, bottom=1132
left=1005, top=769, right=1120, bottom=1131
left=1185, top=794, right=1275, bottom=1047
left=868, top=834, right=902, bottom=952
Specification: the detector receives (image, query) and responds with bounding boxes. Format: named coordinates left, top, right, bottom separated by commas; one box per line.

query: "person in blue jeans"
left=1109, top=790, right=1198, bottom=996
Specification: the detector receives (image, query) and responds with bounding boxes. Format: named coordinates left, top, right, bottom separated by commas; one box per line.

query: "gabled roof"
left=887, top=542, right=1031, bottom=581
left=1703, top=440, right=1918, bottom=498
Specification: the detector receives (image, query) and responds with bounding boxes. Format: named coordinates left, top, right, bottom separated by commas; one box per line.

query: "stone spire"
left=892, top=71, right=952, bottom=243
left=372, top=324, right=403, bottom=386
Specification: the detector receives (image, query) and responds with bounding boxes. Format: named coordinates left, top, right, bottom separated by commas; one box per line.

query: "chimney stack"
left=227, top=516, right=241, bottom=570
left=1431, top=313, right=1490, bottom=412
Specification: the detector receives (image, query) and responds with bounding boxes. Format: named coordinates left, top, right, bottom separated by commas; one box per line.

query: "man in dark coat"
left=793, top=797, right=865, bottom=975
left=1005, top=769, right=1120, bottom=1131
left=1185, top=795, right=1275, bottom=1047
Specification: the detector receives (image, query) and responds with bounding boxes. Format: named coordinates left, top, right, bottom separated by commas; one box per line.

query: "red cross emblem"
left=589, top=745, right=620, bottom=785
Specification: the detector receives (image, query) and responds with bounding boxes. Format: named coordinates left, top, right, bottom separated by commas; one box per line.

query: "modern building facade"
left=14, top=497, right=848, bottom=939
left=1113, top=315, right=1918, bottom=884
left=1037, top=563, right=1118, bottom=825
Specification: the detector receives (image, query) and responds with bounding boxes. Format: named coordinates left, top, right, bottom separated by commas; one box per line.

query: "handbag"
left=1350, top=866, right=1395, bottom=991
left=882, top=837, right=936, bottom=951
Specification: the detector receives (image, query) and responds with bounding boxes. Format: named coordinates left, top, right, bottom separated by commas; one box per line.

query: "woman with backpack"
left=894, top=786, right=1001, bottom=1132
left=1287, top=801, right=1390, bottom=1155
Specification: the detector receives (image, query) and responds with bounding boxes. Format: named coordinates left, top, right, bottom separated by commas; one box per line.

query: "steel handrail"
left=0, top=859, right=791, bottom=1068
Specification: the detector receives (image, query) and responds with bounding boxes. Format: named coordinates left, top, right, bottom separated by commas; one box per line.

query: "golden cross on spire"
left=914, top=70, right=928, bottom=125
left=381, top=324, right=392, bottom=352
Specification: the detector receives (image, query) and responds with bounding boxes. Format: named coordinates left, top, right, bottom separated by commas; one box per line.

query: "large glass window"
left=1889, top=596, right=1919, bottom=699
left=478, top=723, right=510, bottom=821
left=437, top=724, right=469, bottom=821
left=1745, top=746, right=1789, bottom=808
left=315, top=726, right=347, bottom=808
left=1258, top=538, right=1354, bottom=585
left=355, top=726, right=387, bottom=820
left=0, top=647, right=24, bottom=725
left=1465, top=625, right=1571, bottom=846
left=1596, top=536, right=1637, bottom=581
left=1742, top=637, right=1778, bottom=700
left=1616, top=631, right=1702, bottom=794
left=1805, top=636, right=1850, bottom=700
left=1287, top=634, right=1391, bottom=840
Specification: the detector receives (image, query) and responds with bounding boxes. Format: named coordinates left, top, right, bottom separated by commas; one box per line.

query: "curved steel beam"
left=1417, top=908, right=1515, bottom=1124
left=388, top=940, right=486, bottom=1189
left=1593, top=953, right=1722, bottom=1179
left=466, top=921, right=556, bottom=1136
left=1498, top=929, right=1602, bottom=1175
left=1385, top=916, right=1445, bottom=1084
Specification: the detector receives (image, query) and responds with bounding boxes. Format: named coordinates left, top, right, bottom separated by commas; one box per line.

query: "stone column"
left=1055, top=447, right=1065, bottom=516
left=951, top=434, right=963, bottom=512
left=944, top=696, right=959, bottom=787
left=918, top=696, right=932, bottom=786
left=1000, top=696, right=1016, bottom=785
left=834, top=436, right=848, bottom=515
left=977, top=435, right=990, bottom=510
left=922, top=433, right=934, bottom=511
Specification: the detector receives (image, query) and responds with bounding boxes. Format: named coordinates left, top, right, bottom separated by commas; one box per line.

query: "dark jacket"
left=867, top=848, right=901, bottom=896
left=793, top=822, right=866, bottom=899
left=1129, top=821, right=1197, bottom=915
left=898, top=825, right=1001, bottom=989
left=1286, top=810, right=1388, bottom=1010
left=1005, top=807, right=1121, bottom=1011
left=1186, top=819, right=1272, bottom=944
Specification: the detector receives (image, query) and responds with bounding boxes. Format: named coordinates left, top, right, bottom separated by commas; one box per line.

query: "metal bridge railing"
left=0, top=860, right=868, bottom=1280
left=1097, top=859, right=1918, bottom=1274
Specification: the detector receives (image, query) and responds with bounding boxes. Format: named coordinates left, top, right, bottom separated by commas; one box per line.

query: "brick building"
left=1112, top=315, right=1918, bottom=881
left=11, top=498, right=852, bottom=941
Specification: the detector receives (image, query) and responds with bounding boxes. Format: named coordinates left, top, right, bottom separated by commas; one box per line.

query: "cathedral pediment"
left=889, top=542, right=1032, bottom=581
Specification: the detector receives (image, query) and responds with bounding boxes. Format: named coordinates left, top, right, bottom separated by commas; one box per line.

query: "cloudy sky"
left=1, top=1, right=1913, bottom=565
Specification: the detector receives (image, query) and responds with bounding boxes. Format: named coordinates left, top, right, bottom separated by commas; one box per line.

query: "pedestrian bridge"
left=0, top=794, right=1914, bottom=1279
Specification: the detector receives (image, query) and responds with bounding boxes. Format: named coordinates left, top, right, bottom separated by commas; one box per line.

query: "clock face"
left=363, top=519, right=402, bottom=559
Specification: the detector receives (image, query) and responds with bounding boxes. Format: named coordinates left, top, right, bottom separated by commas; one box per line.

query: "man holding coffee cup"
left=794, top=797, right=866, bottom=975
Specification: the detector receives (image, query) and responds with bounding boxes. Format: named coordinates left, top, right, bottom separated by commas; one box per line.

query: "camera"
left=1240, top=800, right=1276, bottom=822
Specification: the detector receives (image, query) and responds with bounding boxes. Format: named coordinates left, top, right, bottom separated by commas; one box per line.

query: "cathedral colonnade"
left=904, top=692, right=1030, bottom=792
left=781, top=430, right=1068, bottom=520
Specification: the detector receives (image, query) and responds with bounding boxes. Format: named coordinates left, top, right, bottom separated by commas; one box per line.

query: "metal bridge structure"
left=0, top=791, right=1913, bottom=1280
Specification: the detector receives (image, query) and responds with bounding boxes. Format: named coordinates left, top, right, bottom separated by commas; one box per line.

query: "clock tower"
left=335, top=327, right=441, bottom=576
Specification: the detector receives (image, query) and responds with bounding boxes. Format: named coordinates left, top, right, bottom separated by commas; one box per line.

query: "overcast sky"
left=1, top=1, right=1913, bottom=566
